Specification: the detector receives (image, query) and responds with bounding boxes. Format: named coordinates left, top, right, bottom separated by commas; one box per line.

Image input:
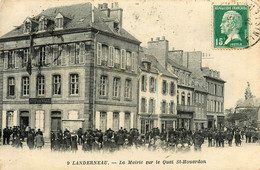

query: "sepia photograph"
left=0, top=0, right=259, bottom=169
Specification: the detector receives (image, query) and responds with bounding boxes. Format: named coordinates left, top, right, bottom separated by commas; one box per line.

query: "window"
left=97, top=43, right=102, bottom=65
left=53, top=45, right=61, bottom=65
left=102, top=45, right=108, bottom=66
left=177, top=91, right=179, bottom=104
left=141, top=75, right=146, bottom=92
left=53, top=75, right=61, bottom=95
left=7, top=111, right=14, bottom=127
left=214, top=84, right=217, bottom=95
left=181, top=92, right=185, bottom=105
left=37, top=76, right=45, bottom=96
left=170, top=82, right=175, bottom=96
left=141, top=98, right=146, bottom=113
left=39, top=17, right=47, bottom=31
left=187, top=93, right=191, bottom=106
left=100, top=75, right=108, bottom=96
left=113, top=112, right=119, bottom=131
left=121, top=49, right=126, bottom=69
left=24, top=21, right=31, bottom=33
left=131, top=52, right=135, bottom=71
left=150, top=77, right=155, bottom=93
left=100, top=112, right=107, bottom=132
left=39, top=46, right=46, bottom=66
left=8, top=51, right=15, bottom=69
left=35, top=111, right=44, bottom=131
left=162, top=101, right=166, bottom=114
left=162, top=80, right=167, bottom=95
left=170, top=101, right=174, bottom=114
left=69, top=43, right=76, bottom=65
left=56, top=18, right=63, bottom=29
left=75, top=43, right=80, bottom=64
left=214, top=101, right=217, bottom=112
left=108, top=46, right=115, bottom=67
left=202, top=94, right=204, bottom=103
left=114, top=48, right=120, bottom=68
left=22, top=77, right=29, bottom=96
left=113, top=77, right=120, bottom=98
left=149, top=99, right=154, bottom=114
left=22, top=49, right=29, bottom=68
left=70, top=74, right=79, bottom=95
left=126, top=51, right=131, bottom=70
left=125, top=79, right=131, bottom=99
left=221, top=86, right=224, bottom=97
left=8, top=77, right=15, bottom=96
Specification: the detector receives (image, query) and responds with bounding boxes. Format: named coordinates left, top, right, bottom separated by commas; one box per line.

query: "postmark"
left=212, top=0, right=260, bottom=49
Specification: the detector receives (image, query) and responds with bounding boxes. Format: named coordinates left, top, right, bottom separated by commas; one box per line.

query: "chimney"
left=151, top=38, right=153, bottom=41
left=147, top=36, right=169, bottom=69
left=99, top=3, right=110, bottom=17
left=161, top=36, right=165, bottom=40
left=110, top=2, right=123, bottom=27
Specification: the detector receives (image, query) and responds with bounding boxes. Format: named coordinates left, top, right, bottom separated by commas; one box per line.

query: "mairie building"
left=0, top=2, right=140, bottom=137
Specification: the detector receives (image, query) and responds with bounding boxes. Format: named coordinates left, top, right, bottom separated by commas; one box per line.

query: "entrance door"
left=51, top=117, right=61, bottom=131
left=20, top=117, right=29, bottom=129
left=20, top=111, right=29, bottom=129
left=51, top=111, right=62, bottom=131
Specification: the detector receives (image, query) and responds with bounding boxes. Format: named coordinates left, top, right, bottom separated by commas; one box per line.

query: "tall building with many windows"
left=0, top=2, right=140, bottom=137
left=138, top=49, right=178, bottom=133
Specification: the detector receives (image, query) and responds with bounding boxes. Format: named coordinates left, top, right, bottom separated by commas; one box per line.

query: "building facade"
left=138, top=52, right=178, bottom=133
left=0, top=3, right=140, bottom=137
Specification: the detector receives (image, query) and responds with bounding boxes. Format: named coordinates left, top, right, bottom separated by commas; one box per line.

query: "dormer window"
left=39, top=16, right=47, bottom=31
left=55, top=13, right=64, bottom=29
left=23, top=18, right=32, bottom=34
left=114, top=22, right=119, bottom=32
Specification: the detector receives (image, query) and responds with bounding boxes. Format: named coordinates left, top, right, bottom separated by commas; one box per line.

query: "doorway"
left=20, top=111, right=29, bottom=130
left=51, top=111, right=62, bottom=131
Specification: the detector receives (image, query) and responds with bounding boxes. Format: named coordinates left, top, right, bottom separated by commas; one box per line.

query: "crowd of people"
left=1, top=126, right=259, bottom=153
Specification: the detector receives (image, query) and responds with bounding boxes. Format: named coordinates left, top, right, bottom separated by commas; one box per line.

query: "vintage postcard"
left=0, top=0, right=259, bottom=170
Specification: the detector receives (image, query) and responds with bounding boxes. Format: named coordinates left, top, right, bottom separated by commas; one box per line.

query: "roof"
left=167, top=58, right=191, bottom=73
left=1, top=3, right=140, bottom=43
left=141, top=54, right=178, bottom=79
left=204, top=75, right=226, bottom=83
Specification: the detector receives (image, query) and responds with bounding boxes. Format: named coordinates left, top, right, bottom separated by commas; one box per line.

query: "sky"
left=0, top=0, right=259, bottom=109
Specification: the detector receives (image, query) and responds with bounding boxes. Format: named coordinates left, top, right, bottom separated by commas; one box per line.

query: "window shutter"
left=70, top=43, right=75, bottom=65
left=153, top=99, right=156, bottom=114
left=97, top=43, right=102, bottom=65
left=166, top=82, right=168, bottom=94
left=45, top=46, right=49, bottom=65
left=111, top=47, right=114, bottom=67
left=79, top=42, right=85, bottom=64
left=62, top=44, right=67, bottom=65
left=4, top=52, right=8, bottom=69
left=108, top=46, right=111, bottom=67
left=145, top=98, right=147, bottom=113
left=144, top=75, right=147, bottom=92
left=165, top=102, right=168, bottom=114
left=131, top=52, right=135, bottom=71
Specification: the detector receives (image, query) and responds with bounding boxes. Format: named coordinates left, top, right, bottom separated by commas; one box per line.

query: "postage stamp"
left=213, top=5, right=249, bottom=48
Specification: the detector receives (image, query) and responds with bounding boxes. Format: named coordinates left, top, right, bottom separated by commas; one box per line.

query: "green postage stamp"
left=213, top=5, right=249, bottom=48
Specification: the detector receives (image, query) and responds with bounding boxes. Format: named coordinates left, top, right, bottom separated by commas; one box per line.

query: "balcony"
left=177, top=104, right=196, bottom=113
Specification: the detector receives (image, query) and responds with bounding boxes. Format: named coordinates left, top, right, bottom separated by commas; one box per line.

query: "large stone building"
left=0, top=2, right=140, bottom=137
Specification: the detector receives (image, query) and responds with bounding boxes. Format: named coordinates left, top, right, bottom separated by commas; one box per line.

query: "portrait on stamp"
left=213, top=5, right=249, bottom=48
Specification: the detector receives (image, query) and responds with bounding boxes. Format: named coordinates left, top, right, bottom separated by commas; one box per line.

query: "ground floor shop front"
left=138, top=114, right=177, bottom=134
left=207, top=114, right=225, bottom=130
left=2, top=103, right=87, bottom=138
